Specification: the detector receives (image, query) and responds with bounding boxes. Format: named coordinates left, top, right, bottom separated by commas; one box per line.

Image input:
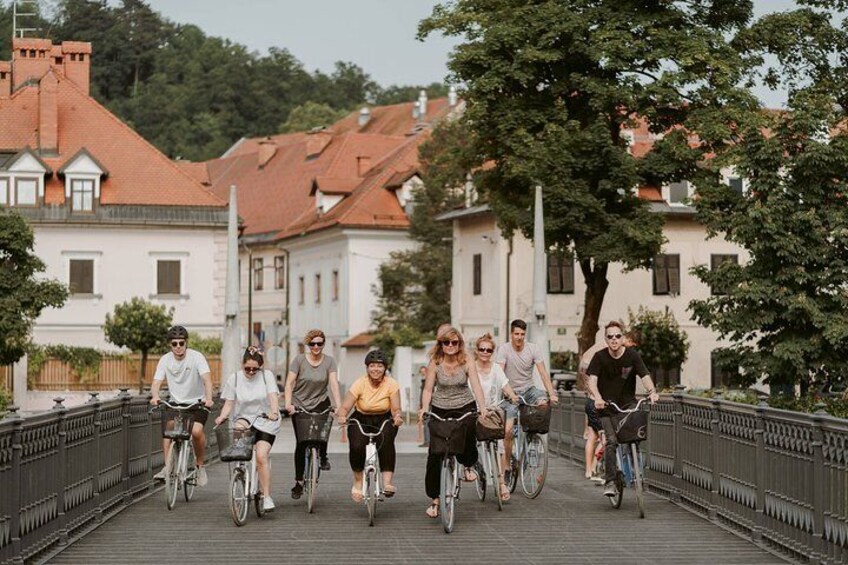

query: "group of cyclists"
left=148, top=316, right=657, bottom=518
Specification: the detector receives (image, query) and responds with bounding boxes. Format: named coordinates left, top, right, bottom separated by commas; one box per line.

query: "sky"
left=138, top=1, right=817, bottom=106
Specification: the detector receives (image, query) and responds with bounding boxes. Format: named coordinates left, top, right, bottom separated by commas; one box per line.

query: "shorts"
left=252, top=427, right=276, bottom=447
left=585, top=398, right=602, bottom=433
left=505, top=387, right=548, bottom=420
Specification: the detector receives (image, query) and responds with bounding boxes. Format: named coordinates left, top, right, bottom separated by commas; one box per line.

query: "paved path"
left=46, top=423, right=786, bottom=565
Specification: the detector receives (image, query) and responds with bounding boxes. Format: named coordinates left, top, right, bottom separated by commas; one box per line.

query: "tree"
left=104, top=297, right=173, bottom=394
left=627, top=306, right=689, bottom=390
left=0, top=211, right=67, bottom=366
left=373, top=83, right=449, bottom=106
left=690, top=2, right=848, bottom=392
left=279, top=101, right=348, bottom=133
left=419, top=0, right=758, bottom=355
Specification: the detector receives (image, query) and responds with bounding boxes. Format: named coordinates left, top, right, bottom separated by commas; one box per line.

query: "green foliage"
left=687, top=388, right=848, bottom=420
left=187, top=332, right=222, bottom=356
left=374, top=83, right=450, bottom=106
left=104, top=297, right=173, bottom=354
left=0, top=211, right=68, bottom=366
left=0, top=385, right=8, bottom=415
left=550, top=351, right=578, bottom=372
left=279, top=101, right=348, bottom=133
left=370, top=327, right=427, bottom=368
left=25, top=344, right=101, bottom=383
left=419, top=0, right=758, bottom=353
left=627, top=307, right=689, bottom=372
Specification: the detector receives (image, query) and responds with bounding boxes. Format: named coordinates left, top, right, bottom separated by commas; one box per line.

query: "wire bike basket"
left=475, top=407, right=506, bottom=441
left=519, top=403, right=551, bottom=434
left=159, top=407, right=197, bottom=440
left=295, top=412, right=333, bottom=443
left=216, top=426, right=256, bottom=462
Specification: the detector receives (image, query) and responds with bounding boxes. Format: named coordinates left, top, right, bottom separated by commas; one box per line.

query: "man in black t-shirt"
left=587, top=320, right=660, bottom=497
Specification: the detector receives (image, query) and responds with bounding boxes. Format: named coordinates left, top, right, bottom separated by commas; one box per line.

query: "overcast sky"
left=140, top=0, right=818, bottom=107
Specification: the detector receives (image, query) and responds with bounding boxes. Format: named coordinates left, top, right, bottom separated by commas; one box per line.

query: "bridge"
left=1, top=392, right=845, bottom=564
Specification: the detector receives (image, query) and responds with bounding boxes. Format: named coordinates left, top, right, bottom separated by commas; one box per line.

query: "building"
left=0, top=38, right=229, bottom=348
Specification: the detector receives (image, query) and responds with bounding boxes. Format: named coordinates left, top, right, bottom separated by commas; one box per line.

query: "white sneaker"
left=263, top=496, right=276, bottom=511
left=153, top=467, right=166, bottom=481
left=196, top=466, right=208, bottom=487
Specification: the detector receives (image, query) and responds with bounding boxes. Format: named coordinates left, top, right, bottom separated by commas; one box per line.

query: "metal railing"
left=0, top=391, right=220, bottom=565
left=548, top=391, right=848, bottom=565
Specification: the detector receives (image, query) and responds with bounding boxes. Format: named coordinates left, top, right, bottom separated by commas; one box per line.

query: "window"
left=252, top=322, right=263, bottom=345
left=298, top=276, right=304, bottom=305
left=69, top=259, right=94, bottom=294
left=253, top=258, right=264, bottom=291
left=0, top=178, right=8, bottom=206
left=728, top=177, right=744, bottom=196
left=472, top=254, right=482, bottom=296
left=653, top=254, right=680, bottom=295
left=651, top=367, right=680, bottom=390
left=547, top=254, right=575, bottom=294
left=157, top=260, right=181, bottom=295
left=332, top=270, right=339, bottom=301
left=274, top=256, right=286, bottom=289
left=15, top=178, right=37, bottom=206
left=711, top=350, right=739, bottom=388
left=710, top=254, right=738, bottom=296
left=667, top=181, right=690, bottom=204
left=315, top=273, right=321, bottom=304
left=71, top=179, right=94, bottom=212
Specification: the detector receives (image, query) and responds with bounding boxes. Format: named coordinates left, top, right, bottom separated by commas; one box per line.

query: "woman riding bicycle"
left=419, top=327, right=488, bottom=518
left=336, top=349, right=403, bottom=503
left=284, top=329, right=342, bottom=500
left=474, top=333, right=518, bottom=502
left=214, top=346, right=280, bottom=511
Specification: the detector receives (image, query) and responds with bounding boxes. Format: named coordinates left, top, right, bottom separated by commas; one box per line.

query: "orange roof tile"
left=341, top=331, right=375, bottom=348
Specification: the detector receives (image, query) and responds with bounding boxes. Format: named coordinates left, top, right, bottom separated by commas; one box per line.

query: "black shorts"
left=585, top=398, right=602, bottom=433
left=252, top=427, right=276, bottom=447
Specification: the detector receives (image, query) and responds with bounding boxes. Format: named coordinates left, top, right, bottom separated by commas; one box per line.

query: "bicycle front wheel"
left=440, top=457, right=457, bottom=533
left=164, top=442, right=180, bottom=510
left=474, top=460, right=486, bottom=502
left=488, top=443, right=503, bottom=511
left=229, top=468, right=248, bottom=526
left=184, top=442, right=196, bottom=502
left=366, top=468, right=377, bottom=526
left=520, top=434, right=548, bottom=499
left=632, top=443, right=645, bottom=518
left=306, top=446, right=319, bottom=514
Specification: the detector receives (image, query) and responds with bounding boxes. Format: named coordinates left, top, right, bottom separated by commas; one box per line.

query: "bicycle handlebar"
left=293, top=407, right=332, bottom=416
left=345, top=417, right=394, bottom=438
left=605, top=398, right=649, bottom=413
left=423, top=411, right=477, bottom=423
left=213, top=412, right=275, bottom=430
left=149, top=399, right=209, bottom=414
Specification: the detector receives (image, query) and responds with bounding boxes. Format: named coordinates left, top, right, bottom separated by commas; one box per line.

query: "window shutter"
left=547, top=254, right=561, bottom=293
left=473, top=254, right=482, bottom=295
left=653, top=255, right=668, bottom=294
left=668, top=255, right=680, bottom=295
left=158, top=260, right=180, bottom=295
left=69, top=259, right=94, bottom=294
left=561, top=258, right=574, bottom=293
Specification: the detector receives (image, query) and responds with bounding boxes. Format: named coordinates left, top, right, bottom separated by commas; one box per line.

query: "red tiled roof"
left=311, top=176, right=361, bottom=195
left=341, top=331, right=375, bottom=348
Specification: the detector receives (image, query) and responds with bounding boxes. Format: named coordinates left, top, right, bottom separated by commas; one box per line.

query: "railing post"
left=145, top=391, right=154, bottom=490
left=753, top=400, right=767, bottom=543
left=569, top=391, right=578, bottom=462
left=709, top=393, right=722, bottom=521
left=118, top=388, right=132, bottom=506
left=53, top=397, right=69, bottom=546
left=810, top=404, right=827, bottom=565
left=672, top=385, right=685, bottom=503
left=4, top=406, right=24, bottom=565
left=90, top=392, right=103, bottom=523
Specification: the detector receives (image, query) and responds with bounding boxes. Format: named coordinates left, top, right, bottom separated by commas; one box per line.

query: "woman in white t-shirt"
left=215, top=347, right=280, bottom=512
left=474, top=333, right=517, bottom=502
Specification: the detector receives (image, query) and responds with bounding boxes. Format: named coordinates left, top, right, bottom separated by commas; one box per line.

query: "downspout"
left=505, top=235, right=513, bottom=337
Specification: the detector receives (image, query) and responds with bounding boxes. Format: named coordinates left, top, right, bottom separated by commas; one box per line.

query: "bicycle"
left=505, top=395, right=550, bottom=499
left=604, top=398, right=649, bottom=518
left=293, top=406, right=333, bottom=513
left=346, top=417, right=394, bottom=526
left=215, top=414, right=274, bottom=526
left=150, top=400, right=209, bottom=510
left=474, top=404, right=507, bottom=511
left=425, top=410, right=477, bottom=534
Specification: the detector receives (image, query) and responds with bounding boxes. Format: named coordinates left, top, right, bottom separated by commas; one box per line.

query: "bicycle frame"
left=151, top=400, right=206, bottom=510
left=346, top=418, right=393, bottom=526
left=295, top=407, right=332, bottom=514
left=424, top=410, right=476, bottom=533
left=605, top=398, right=649, bottom=518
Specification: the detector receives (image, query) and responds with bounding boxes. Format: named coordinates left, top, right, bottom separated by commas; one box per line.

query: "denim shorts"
left=505, top=387, right=548, bottom=420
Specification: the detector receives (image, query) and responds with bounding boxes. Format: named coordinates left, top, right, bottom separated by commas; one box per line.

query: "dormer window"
left=662, top=180, right=693, bottom=206
left=3, top=148, right=50, bottom=208
left=59, top=149, right=107, bottom=213
left=15, top=178, right=38, bottom=206
left=71, top=179, right=95, bottom=212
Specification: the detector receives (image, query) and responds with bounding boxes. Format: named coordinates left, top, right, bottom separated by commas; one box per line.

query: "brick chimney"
left=39, top=70, right=59, bottom=154
left=60, top=41, right=92, bottom=95
left=12, top=38, right=52, bottom=90
left=0, top=62, right=10, bottom=98
left=257, top=137, right=277, bottom=168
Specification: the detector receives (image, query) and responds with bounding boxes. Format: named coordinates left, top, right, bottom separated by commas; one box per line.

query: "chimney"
left=0, top=62, right=10, bottom=98
left=412, top=101, right=420, bottom=120
left=12, top=38, right=52, bottom=90
left=448, top=85, right=458, bottom=107
left=257, top=137, right=277, bottom=168
left=61, top=41, right=92, bottom=96
left=357, top=155, right=372, bottom=177
left=358, top=106, right=371, bottom=128
left=418, top=90, right=428, bottom=120
left=38, top=70, right=59, bottom=154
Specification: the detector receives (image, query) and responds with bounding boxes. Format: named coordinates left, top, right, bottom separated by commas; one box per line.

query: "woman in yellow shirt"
left=337, top=350, right=403, bottom=502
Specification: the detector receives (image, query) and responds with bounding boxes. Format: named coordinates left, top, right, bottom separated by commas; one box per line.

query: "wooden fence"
left=29, top=354, right=223, bottom=391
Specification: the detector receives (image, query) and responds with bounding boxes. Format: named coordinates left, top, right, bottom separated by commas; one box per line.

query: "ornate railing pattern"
left=549, top=391, right=848, bottom=565
left=0, top=392, right=220, bottom=565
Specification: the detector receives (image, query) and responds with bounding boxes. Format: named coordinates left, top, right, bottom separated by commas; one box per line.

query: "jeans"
left=504, top=386, right=548, bottom=420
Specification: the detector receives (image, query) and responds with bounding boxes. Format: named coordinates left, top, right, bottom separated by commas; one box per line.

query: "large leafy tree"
left=420, top=0, right=758, bottom=354
left=0, top=211, right=67, bottom=365
left=690, top=2, right=848, bottom=392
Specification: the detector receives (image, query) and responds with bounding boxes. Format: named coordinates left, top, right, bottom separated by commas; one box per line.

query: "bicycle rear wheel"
left=306, top=446, right=319, bottom=513
left=229, top=468, right=248, bottom=526
left=164, top=442, right=180, bottom=510
left=488, top=443, right=503, bottom=511
left=520, top=434, right=548, bottom=499
left=184, top=442, right=196, bottom=502
left=474, top=460, right=486, bottom=502
left=439, top=457, right=457, bottom=533
left=632, top=443, right=645, bottom=518
left=609, top=470, right=624, bottom=509
left=366, top=468, right=377, bottom=526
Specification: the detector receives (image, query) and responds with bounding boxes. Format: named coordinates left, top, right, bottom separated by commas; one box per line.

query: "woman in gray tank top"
left=418, top=326, right=488, bottom=519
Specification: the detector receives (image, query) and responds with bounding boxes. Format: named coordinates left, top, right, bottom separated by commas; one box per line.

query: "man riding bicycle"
left=150, top=325, right=214, bottom=486
left=586, top=321, right=659, bottom=497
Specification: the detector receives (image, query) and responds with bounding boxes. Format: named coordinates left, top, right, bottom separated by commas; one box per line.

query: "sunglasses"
left=477, top=347, right=494, bottom=354
left=170, top=340, right=186, bottom=348
left=243, top=366, right=261, bottom=374
left=606, top=333, right=623, bottom=340
left=441, top=339, right=460, bottom=347
left=308, top=341, right=325, bottom=348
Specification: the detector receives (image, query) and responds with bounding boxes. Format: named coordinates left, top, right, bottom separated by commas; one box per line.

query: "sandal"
left=499, top=484, right=511, bottom=502
left=463, top=467, right=478, bottom=482
left=351, top=485, right=363, bottom=503
left=383, top=484, right=396, bottom=498
left=426, top=500, right=439, bottom=518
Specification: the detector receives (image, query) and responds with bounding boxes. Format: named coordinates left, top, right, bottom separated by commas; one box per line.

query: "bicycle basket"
left=159, top=407, right=197, bottom=440
left=216, top=426, right=255, bottom=462
left=613, top=409, right=649, bottom=444
left=428, top=418, right=467, bottom=456
left=475, top=407, right=505, bottom=441
left=295, top=412, right=333, bottom=443
left=519, top=403, right=551, bottom=434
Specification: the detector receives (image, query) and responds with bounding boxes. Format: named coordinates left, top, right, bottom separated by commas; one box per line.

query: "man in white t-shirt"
left=150, top=325, right=214, bottom=486
left=495, top=319, right=559, bottom=472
